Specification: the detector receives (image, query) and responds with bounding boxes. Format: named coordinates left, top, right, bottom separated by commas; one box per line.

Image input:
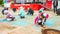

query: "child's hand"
left=6, top=15, right=9, bottom=18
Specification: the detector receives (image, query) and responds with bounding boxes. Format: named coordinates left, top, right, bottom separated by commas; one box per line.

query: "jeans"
left=54, top=6, right=57, bottom=13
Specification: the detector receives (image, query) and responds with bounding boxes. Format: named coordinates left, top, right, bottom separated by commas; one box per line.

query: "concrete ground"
left=0, top=7, right=60, bottom=34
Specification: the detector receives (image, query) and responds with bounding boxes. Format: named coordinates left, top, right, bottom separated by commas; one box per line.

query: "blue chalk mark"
left=45, top=17, right=60, bottom=27
left=48, top=18, right=54, bottom=22
left=16, top=16, right=20, bottom=18
left=32, top=26, right=38, bottom=28
left=11, top=20, right=28, bottom=26
left=20, top=22, right=28, bottom=26
left=45, top=20, right=54, bottom=27
left=50, top=18, right=60, bottom=22
left=0, top=19, right=9, bottom=22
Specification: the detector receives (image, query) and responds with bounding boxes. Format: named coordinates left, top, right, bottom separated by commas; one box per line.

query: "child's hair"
left=6, top=8, right=8, bottom=10
left=40, top=13, right=45, bottom=18
left=39, top=11, right=42, bottom=13
left=4, top=10, right=8, bottom=14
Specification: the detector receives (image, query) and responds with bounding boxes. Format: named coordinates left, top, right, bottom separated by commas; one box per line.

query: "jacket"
left=53, top=0, right=58, bottom=7
left=34, top=13, right=49, bottom=24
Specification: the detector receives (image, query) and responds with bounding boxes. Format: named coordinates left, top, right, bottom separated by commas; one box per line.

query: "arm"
left=34, top=16, right=38, bottom=24
left=44, top=18, right=46, bottom=22
left=6, top=15, right=9, bottom=18
left=34, top=13, right=40, bottom=24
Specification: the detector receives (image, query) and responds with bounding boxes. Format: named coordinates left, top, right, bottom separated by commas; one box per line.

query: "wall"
left=57, top=1, right=60, bottom=9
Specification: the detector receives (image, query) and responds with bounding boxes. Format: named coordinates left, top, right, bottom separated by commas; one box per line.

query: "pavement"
left=0, top=7, right=60, bottom=34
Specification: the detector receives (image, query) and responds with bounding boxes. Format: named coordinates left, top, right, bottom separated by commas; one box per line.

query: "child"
left=39, top=8, right=44, bottom=13
left=4, top=10, right=15, bottom=21
left=27, top=8, right=34, bottom=15
left=39, top=8, right=49, bottom=19
left=19, top=6, right=25, bottom=19
left=34, top=13, right=49, bottom=27
left=12, top=8, right=16, bottom=12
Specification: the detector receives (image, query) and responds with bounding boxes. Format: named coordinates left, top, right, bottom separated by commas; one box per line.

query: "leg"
left=31, top=13, right=33, bottom=15
left=27, top=12, right=30, bottom=15
left=56, top=6, right=57, bottom=13
left=10, top=17, right=15, bottom=21
left=55, top=6, right=58, bottom=13
left=38, top=22, right=43, bottom=26
left=32, top=13, right=33, bottom=15
left=56, top=6, right=58, bottom=15
left=27, top=13, right=29, bottom=15
left=41, top=22, right=44, bottom=27
left=54, top=7, right=56, bottom=13
left=20, top=16, right=25, bottom=19
left=27, top=13, right=28, bottom=15
left=31, top=12, right=34, bottom=15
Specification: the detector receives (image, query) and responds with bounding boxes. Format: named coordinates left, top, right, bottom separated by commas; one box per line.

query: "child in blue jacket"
left=19, top=6, right=25, bottom=19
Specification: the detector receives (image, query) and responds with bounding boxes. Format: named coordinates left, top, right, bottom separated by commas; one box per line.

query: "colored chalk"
left=11, top=20, right=28, bottom=26
left=32, top=26, right=38, bottom=28
left=45, top=20, right=54, bottom=27
left=0, top=19, right=9, bottom=22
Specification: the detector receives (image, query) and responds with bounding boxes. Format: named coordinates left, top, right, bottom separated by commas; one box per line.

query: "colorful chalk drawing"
left=45, top=17, right=60, bottom=27
left=45, top=19, right=54, bottom=27
left=32, top=26, right=38, bottom=28
left=11, top=20, right=28, bottom=26
left=0, top=19, right=9, bottom=22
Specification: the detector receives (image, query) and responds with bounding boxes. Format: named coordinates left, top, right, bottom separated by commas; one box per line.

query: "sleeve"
left=34, top=16, right=38, bottom=24
left=43, top=13, right=49, bottom=19
left=42, top=18, right=46, bottom=24
left=46, top=14, right=49, bottom=19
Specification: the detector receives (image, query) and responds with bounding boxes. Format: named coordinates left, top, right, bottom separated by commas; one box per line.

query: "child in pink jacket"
left=34, top=13, right=49, bottom=27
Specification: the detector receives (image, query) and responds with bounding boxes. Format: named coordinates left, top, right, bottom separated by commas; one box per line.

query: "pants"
left=13, top=8, right=16, bottom=12
left=31, top=12, right=34, bottom=15
left=38, top=22, right=44, bottom=27
left=37, top=20, right=44, bottom=26
left=54, top=6, right=57, bottom=13
left=27, top=12, right=34, bottom=15
left=37, top=18, right=46, bottom=26
left=19, top=14, right=25, bottom=19
left=20, top=16, right=25, bottom=19
left=7, top=17, right=15, bottom=21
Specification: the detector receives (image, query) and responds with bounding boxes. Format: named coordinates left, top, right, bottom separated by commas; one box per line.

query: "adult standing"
left=53, top=0, right=58, bottom=13
left=33, top=0, right=35, bottom=3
